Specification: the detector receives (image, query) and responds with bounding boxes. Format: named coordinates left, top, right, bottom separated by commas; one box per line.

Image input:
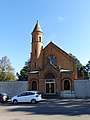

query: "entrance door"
left=46, top=83, right=55, bottom=94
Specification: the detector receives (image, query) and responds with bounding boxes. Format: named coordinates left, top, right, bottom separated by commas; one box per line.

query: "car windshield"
left=0, top=93, right=7, bottom=96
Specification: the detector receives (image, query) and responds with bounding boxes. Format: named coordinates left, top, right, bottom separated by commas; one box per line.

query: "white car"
left=11, top=91, right=42, bottom=104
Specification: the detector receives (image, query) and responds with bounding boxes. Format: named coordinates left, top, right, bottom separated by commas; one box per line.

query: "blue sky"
left=0, top=0, right=90, bottom=75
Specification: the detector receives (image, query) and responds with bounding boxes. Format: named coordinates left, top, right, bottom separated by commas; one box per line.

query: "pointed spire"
left=32, top=20, right=43, bottom=33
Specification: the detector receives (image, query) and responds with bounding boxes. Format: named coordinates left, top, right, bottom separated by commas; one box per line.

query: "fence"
left=74, top=79, right=90, bottom=98
left=0, top=81, right=28, bottom=97
left=0, top=80, right=90, bottom=98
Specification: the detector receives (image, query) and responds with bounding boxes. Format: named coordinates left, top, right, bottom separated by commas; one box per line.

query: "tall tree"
left=16, top=61, right=29, bottom=81
left=83, top=60, right=90, bottom=79
left=76, top=60, right=90, bottom=79
left=69, top=53, right=84, bottom=79
left=0, top=56, right=16, bottom=81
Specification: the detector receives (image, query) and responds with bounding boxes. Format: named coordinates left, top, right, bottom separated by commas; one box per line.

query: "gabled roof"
left=43, top=61, right=73, bottom=74
left=44, top=42, right=76, bottom=61
left=32, top=20, right=43, bottom=33
left=42, top=61, right=59, bottom=75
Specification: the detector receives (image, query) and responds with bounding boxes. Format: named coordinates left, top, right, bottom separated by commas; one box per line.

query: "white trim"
left=45, top=79, right=55, bottom=83
left=29, top=71, right=39, bottom=74
left=45, top=82, right=55, bottom=94
left=60, top=69, right=72, bottom=72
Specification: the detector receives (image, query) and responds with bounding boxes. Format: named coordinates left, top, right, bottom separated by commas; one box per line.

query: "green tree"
left=69, top=53, right=85, bottom=79
left=77, top=60, right=90, bottom=79
left=0, top=56, right=16, bottom=81
left=69, top=53, right=83, bottom=69
left=83, top=60, right=90, bottom=79
left=16, top=61, right=29, bottom=81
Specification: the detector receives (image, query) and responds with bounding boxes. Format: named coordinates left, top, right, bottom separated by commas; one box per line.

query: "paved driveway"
left=0, top=99, right=90, bottom=120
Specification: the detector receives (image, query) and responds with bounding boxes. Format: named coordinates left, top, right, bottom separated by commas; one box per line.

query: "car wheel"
left=31, top=99, right=36, bottom=104
left=13, top=99, right=18, bottom=104
left=0, top=99, right=4, bottom=103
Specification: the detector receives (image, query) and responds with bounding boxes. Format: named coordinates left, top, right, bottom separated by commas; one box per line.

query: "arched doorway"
left=31, top=80, right=38, bottom=90
left=45, top=73, right=55, bottom=94
left=64, top=79, right=70, bottom=90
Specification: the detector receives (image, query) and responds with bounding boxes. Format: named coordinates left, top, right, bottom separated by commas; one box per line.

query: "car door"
left=25, top=92, right=32, bottom=102
left=17, top=92, right=35, bottom=102
left=23, top=92, right=32, bottom=102
left=17, top=92, right=28, bottom=102
left=29, top=92, right=36, bottom=102
left=24, top=92, right=35, bottom=102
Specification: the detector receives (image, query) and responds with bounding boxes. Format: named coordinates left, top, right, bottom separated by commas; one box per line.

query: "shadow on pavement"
left=1, top=98, right=90, bottom=116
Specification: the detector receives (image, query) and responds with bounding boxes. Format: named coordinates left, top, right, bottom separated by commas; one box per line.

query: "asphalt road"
left=0, top=99, right=90, bottom=120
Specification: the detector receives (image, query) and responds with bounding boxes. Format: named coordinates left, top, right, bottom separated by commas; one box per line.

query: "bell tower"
left=31, top=20, right=44, bottom=71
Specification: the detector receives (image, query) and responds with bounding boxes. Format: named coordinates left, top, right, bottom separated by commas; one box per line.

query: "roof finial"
left=37, top=20, right=38, bottom=23
left=32, top=20, right=43, bottom=32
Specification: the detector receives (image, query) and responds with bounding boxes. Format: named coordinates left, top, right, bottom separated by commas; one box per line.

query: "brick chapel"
left=28, top=21, right=78, bottom=97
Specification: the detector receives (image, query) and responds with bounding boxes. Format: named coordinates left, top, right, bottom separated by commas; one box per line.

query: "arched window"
left=64, top=80, right=70, bottom=90
left=39, top=36, right=41, bottom=42
left=47, top=55, right=57, bottom=66
left=32, top=81, right=38, bottom=90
